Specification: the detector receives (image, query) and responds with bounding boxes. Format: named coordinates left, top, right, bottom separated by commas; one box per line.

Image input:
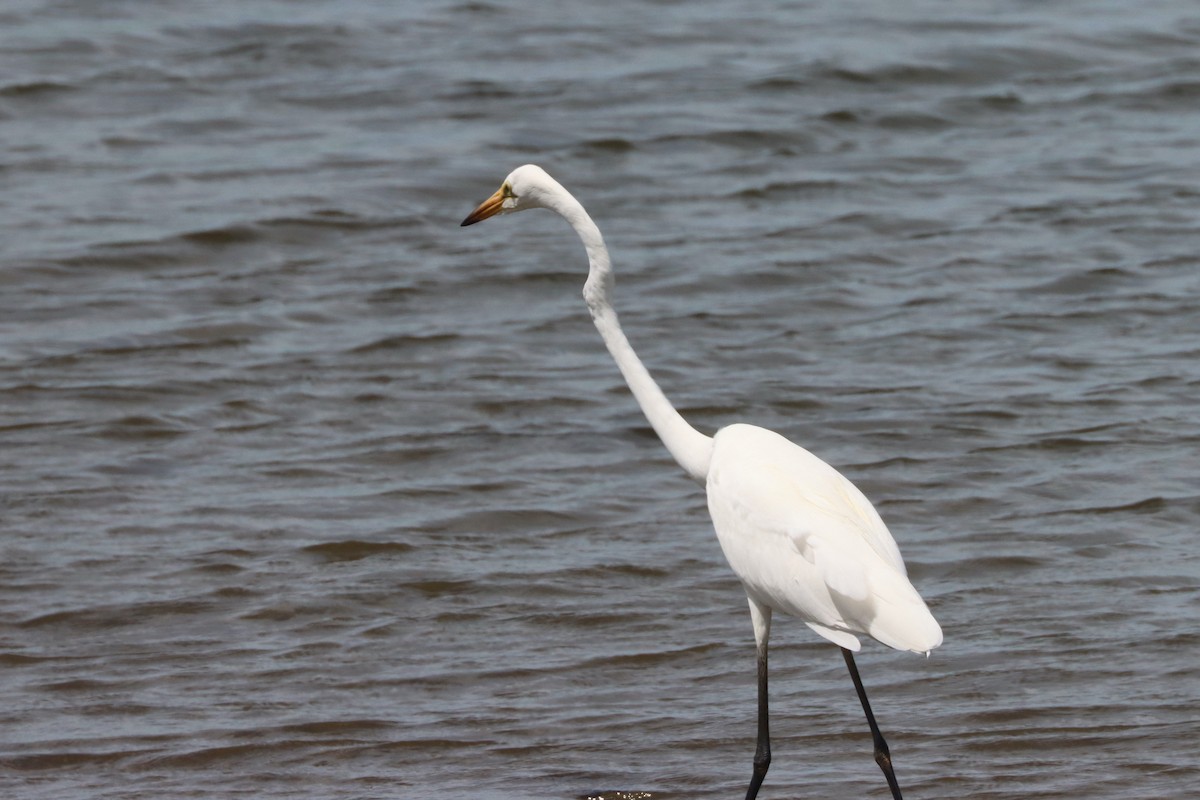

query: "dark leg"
left=745, top=642, right=771, bottom=800
left=841, top=647, right=904, bottom=800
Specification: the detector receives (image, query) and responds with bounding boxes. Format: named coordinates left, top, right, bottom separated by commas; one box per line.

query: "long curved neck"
left=546, top=186, right=713, bottom=482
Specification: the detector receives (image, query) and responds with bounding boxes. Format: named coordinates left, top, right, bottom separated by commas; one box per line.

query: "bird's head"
left=460, top=164, right=556, bottom=226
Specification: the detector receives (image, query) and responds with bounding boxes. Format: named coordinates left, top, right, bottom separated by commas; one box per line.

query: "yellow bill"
left=460, top=185, right=506, bottom=226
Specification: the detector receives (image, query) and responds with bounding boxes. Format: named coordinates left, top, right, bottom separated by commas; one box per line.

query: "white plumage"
left=463, top=164, right=940, bottom=800
left=707, top=423, right=941, bottom=655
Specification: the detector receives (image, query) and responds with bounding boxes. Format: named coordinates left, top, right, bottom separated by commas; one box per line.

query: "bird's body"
left=708, top=422, right=941, bottom=655
left=462, top=164, right=940, bottom=800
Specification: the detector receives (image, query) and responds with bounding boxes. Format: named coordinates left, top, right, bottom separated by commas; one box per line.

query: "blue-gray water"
left=2, top=1, right=1198, bottom=798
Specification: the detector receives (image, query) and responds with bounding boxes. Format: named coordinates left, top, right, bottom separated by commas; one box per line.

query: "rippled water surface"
left=3, top=1, right=1199, bottom=798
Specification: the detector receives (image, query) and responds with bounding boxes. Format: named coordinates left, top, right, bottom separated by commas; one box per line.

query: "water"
left=2, top=1, right=1198, bottom=798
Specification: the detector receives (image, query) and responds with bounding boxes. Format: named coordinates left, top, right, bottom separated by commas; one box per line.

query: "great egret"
left=462, top=165, right=942, bottom=800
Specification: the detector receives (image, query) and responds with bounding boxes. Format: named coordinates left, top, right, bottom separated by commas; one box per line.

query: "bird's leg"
left=745, top=640, right=771, bottom=800
left=745, top=599, right=772, bottom=800
left=841, top=647, right=904, bottom=800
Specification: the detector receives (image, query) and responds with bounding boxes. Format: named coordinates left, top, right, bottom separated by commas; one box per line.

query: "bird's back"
left=705, top=424, right=942, bottom=654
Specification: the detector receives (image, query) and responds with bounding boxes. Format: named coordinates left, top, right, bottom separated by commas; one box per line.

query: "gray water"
left=2, top=1, right=1199, bottom=798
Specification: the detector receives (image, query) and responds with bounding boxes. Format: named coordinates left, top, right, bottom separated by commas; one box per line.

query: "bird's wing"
left=724, top=459, right=937, bottom=651
left=788, top=523, right=869, bottom=600
left=804, top=462, right=905, bottom=574
left=756, top=442, right=906, bottom=576
left=709, top=426, right=906, bottom=574
left=804, top=621, right=862, bottom=651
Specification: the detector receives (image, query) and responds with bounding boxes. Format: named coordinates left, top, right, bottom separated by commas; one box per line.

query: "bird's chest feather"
left=706, top=461, right=820, bottom=599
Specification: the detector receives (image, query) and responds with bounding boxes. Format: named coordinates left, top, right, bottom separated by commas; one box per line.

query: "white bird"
left=462, top=164, right=942, bottom=800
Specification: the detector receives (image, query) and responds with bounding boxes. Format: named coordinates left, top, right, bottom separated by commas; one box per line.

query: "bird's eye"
left=502, top=183, right=515, bottom=199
